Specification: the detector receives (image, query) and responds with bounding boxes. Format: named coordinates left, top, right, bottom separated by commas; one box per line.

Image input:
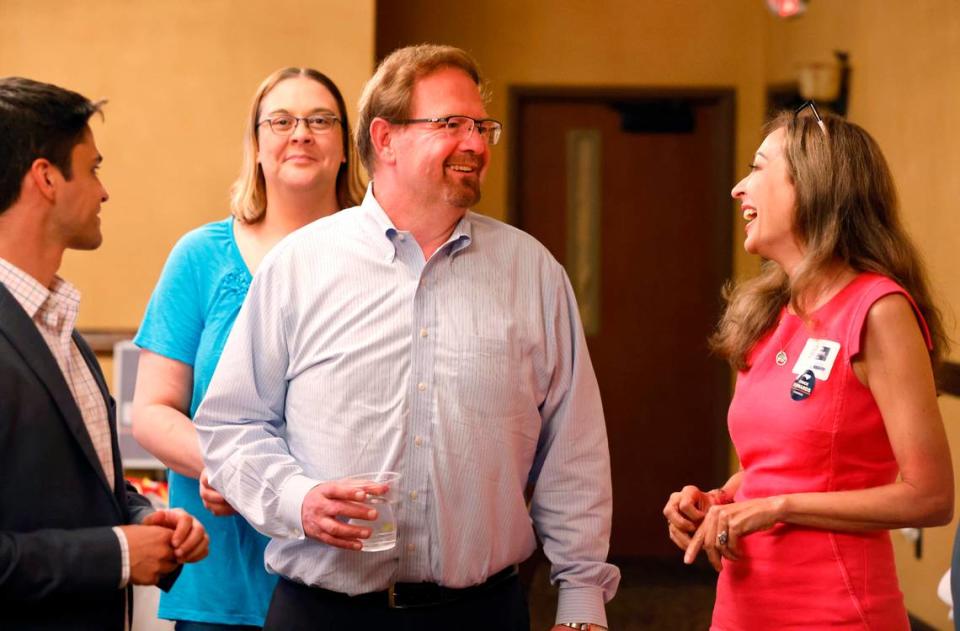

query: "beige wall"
left=0, top=0, right=375, bottom=330
left=379, top=1, right=960, bottom=627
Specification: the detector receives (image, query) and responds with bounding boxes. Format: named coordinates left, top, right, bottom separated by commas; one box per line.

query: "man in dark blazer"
left=0, top=77, right=209, bottom=629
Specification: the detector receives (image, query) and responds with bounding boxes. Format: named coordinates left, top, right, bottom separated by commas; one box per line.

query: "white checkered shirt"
left=0, top=257, right=115, bottom=489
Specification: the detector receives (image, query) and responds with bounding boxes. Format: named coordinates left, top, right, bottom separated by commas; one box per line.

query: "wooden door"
left=513, top=93, right=734, bottom=558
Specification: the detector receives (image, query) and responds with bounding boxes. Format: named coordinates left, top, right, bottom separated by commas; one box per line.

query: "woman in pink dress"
left=663, top=104, right=953, bottom=630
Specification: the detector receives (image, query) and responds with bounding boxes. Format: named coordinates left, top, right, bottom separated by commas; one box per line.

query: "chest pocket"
left=455, top=335, right=526, bottom=418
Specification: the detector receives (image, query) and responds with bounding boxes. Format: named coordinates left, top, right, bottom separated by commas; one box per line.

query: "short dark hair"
left=0, top=77, right=104, bottom=214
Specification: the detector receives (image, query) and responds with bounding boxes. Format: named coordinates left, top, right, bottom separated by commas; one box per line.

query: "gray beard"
left=444, top=178, right=481, bottom=209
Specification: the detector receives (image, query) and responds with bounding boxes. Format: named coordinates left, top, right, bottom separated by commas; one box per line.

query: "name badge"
left=792, top=338, right=842, bottom=381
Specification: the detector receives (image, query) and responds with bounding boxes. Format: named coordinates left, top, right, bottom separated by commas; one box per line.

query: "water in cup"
left=345, top=471, right=401, bottom=552
left=361, top=496, right=397, bottom=551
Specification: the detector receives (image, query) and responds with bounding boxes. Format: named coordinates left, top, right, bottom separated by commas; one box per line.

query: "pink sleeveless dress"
left=711, top=273, right=932, bottom=631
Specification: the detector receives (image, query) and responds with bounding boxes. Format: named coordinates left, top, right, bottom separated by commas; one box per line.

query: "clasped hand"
left=301, top=480, right=389, bottom=551
left=663, top=485, right=784, bottom=571
left=120, top=508, right=209, bottom=585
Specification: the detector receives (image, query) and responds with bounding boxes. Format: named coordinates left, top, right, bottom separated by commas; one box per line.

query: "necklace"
left=773, top=311, right=804, bottom=367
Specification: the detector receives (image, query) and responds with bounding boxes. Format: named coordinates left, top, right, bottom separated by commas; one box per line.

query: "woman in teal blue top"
left=132, top=67, right=363, bottom=630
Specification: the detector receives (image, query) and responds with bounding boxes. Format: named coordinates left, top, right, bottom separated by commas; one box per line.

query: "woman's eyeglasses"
left=258, top=114, right=342, bottom=135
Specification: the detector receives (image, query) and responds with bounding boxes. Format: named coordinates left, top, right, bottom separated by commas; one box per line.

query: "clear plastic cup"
left=345, top=471, right=401, bottom=552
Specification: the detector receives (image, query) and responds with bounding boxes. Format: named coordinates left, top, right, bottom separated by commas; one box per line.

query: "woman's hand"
left=685, top=495, right=786, bottom=571
left=200, top=468, right=237, bottom=516
left=663, top=485, right=728, bottom=551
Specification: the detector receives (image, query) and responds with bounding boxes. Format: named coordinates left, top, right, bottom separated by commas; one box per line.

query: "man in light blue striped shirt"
left=195, top=44, right=619, bottom=631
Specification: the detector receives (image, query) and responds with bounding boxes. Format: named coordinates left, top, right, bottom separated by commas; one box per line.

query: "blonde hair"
left=230, top=67, right=364, bottom=223
left=356, top=44, right=484, bottom=174
left=711, top=112, right=947, bottom=370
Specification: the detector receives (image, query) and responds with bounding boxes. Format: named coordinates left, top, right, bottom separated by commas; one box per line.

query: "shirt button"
left=406, top=543, right=416, bottom=552
left=419, top=328, right=428, bottom=338
left=414, top=436, right=424, bottom=447
left=417, top=382, right=426, bottom=391
left=409, top=490, right=418, bottom=500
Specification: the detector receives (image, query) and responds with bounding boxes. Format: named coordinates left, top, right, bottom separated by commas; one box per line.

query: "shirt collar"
left=358, top=185, right=400, bottom=262
left=359, top=184, right=474, bottom=262
left=0, top=256, right=80, bottom=326
left=448, top=214, right=472, bottom=256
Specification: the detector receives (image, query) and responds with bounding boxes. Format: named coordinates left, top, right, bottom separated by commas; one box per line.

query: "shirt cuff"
left=278, top=474, right=323, bottom=539
left=556, top=585, right=608, bottom=628
left=112, top=526, right=130, bottom=588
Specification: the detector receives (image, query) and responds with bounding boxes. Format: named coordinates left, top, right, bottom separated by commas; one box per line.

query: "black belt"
left=301, top=564, right=518, bottom=609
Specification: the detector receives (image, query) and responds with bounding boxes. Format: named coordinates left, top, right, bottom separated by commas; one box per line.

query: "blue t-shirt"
left=135, top=218, right=276, bottom=625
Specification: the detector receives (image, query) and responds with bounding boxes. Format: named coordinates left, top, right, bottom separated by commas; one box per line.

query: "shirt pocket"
left=455, top=335, right=527, bottom=418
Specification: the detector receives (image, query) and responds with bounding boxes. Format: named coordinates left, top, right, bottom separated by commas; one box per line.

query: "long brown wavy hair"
left=710, top=111, right=947, bottom=371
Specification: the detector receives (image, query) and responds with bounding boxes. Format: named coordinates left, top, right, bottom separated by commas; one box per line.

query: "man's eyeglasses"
left=794, top=100, right=827, bottom=135
left=258, top=114, right=342, bottom=135
left=389, top=115, right=503, bottom=145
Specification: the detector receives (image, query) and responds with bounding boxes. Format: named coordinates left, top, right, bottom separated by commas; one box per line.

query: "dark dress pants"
left=264, top=574, right=530, bottom=631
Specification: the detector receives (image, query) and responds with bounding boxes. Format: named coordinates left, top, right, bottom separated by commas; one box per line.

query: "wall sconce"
left=766, top=0, right=809, bottom=18
left=797, top=51, right=851, bottom=116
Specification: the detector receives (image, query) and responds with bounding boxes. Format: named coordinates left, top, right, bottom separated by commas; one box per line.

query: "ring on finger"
left=717, top=530, right=729, bottom=546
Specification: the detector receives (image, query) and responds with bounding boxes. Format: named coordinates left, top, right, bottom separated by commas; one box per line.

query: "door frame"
left=506, top=85, right=737, bottom=489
